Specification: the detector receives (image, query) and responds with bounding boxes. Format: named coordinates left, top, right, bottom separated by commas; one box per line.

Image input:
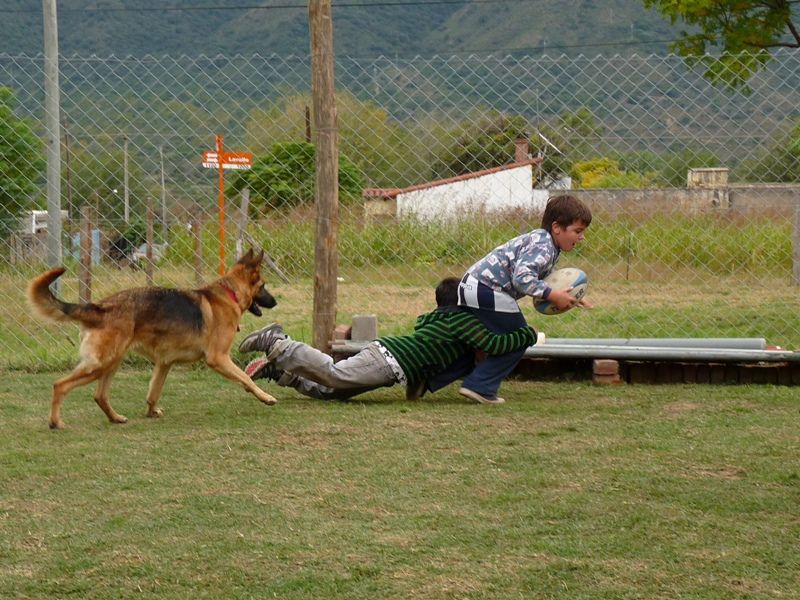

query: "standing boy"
left=450, top=194, right=592, bottom=404
left=238, top=277, right=536, bottom=403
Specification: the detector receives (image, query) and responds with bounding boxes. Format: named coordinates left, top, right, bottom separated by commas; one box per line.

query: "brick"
left=593, top=359, right=619, bottom=376
left=333, top=324, right=352, bottom=340
left=592, top=373, right=622, bottom=385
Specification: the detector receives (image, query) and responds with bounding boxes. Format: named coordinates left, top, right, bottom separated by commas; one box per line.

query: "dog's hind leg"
left=50, top=328, right=131, bottom=429
left=145, top=362, right=172, bottom=418
left=50, top=359, right=107, bottom=430
left=94, top=360, right=128, bottom=425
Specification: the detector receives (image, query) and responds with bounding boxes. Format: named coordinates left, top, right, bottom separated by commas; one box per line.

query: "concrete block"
left=351, top=314, right=378, bottom=341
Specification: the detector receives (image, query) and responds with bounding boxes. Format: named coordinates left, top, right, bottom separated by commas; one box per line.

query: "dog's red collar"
left=220, top=284, right=239, bottom=305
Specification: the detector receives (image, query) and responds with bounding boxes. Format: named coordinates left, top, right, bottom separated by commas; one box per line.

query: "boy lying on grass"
left=239, top=277, right=536, bottom=404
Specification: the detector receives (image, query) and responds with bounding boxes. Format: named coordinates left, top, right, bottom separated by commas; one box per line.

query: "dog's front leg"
left=146, top=362, right=173, bottom=417
left=206, top=354, right=278, bottom=405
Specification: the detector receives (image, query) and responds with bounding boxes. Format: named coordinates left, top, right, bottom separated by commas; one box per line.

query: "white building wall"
left=396, top=164, right=535, bottom=221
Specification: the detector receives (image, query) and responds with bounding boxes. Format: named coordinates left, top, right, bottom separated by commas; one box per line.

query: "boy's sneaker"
left=405, top=380, right=427, bottom=401
left=238, top=323, right=287, bottom=354
left=458, top=386, right=505, bottom=405
left=244, top=357, right=283, bottom=382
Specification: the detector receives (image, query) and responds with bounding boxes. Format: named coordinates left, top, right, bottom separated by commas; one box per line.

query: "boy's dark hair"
left=435, top=277, right=461, bottom=307
left=541, top=195, right=592, bottom=233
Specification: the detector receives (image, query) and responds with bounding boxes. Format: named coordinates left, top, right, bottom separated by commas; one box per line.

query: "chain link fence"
left=1, top=50, right=799, bottom=371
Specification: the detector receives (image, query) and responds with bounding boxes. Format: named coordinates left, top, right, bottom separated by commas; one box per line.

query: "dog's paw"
left=146, top=408, right=163, bottom=418
left=110, top=414, right=129, bottom=424
left=259, top=393, right=278, bottom=405
left=48, top=420, right=65, bottom=430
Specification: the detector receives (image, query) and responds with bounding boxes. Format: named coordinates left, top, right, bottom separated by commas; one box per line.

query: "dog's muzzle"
left=247, top=285, right=277, bottom=316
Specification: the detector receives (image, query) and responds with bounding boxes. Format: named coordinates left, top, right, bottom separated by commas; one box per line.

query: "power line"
left=3, top=0, right=528, bottom=14
left=0, top=0, right=676, bottom=55
left=472, top=39, right=675, bottom=54
left=343, top=38, right=676, bottom=58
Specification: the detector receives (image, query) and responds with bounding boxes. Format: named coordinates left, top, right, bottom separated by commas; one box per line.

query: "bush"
left=0, top=87, right=45, bottom=238
left=227, top=142, right=365, bottom=214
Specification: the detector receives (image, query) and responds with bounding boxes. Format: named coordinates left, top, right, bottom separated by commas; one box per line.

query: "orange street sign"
left=202, top=150, right=253, bottom=170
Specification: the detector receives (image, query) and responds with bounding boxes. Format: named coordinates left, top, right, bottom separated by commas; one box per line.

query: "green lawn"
left=1, top=369, right=798, bottom=599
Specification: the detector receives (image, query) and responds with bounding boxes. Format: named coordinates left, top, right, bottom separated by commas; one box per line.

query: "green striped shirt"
left=377, top=308, right=536, bottom=386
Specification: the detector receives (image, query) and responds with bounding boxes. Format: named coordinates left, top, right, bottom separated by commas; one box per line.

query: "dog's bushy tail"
left=26, top=267, right=105, bottom=327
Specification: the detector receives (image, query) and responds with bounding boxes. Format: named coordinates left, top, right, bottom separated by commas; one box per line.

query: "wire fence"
left=1, top=50, right=799, bottom=371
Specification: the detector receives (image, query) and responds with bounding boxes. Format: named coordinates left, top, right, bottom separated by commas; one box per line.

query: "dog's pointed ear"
left=255, top=249, right=264, bottom=264
left=236, top=248, right=255, bottom=267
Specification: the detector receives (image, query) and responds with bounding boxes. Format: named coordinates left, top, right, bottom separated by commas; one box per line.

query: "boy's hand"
left=577, top=297, right=594, bottom=309
left=547, top=288, right=580, bottom=311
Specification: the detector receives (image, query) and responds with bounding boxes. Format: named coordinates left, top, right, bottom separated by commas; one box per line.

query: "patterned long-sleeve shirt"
left=459, top=228, right=560, bottom=312
left=377, top=307, right=536, bottom=386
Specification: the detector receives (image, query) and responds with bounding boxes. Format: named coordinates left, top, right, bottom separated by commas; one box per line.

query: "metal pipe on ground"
left=523, top=344, right=798, bottom=363
left=330, top=339, right=798, bottom=363
left=544, top=338, right=767, bottom=350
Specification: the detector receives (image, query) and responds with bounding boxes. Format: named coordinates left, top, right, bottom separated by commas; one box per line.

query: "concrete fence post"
left=793, top=191, right=800, bottom=286
left=79, top=204, right=93, bottom=304
left=145, top=201, right=155, bottom=287
left=192, top=215, right=203, bottom=286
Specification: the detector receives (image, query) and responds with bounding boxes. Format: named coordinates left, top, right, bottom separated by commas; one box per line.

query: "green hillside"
left=1, top=0, right=676, bottom=58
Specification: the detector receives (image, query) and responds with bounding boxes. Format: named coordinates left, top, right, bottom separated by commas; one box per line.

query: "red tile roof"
left=363, top=158, right=542, bottom=199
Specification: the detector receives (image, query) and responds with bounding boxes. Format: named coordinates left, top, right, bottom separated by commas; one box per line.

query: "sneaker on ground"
left=405, top=379, right=427, bottom=401
left=244, top=357, right=283, bottom=382
left=238, top=323, right=287, bottom=354
left=458, top=386, right=505, bottom=405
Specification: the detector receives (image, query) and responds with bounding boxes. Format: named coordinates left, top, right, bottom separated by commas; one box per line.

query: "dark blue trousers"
left=429, top=308, right=528, bottom=397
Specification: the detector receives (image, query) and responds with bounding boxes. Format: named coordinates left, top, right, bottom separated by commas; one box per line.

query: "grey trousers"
left=271, top=339, right=397, bottom=400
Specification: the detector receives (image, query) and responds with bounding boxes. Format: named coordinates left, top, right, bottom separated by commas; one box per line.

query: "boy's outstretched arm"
left=450, top=312, right=536, bottom=355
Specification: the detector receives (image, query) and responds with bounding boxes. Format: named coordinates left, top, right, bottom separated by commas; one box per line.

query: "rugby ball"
left=533, top=268, right=588, bottom=315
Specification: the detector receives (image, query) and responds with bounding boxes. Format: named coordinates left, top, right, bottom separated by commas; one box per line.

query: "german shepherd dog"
left=27, top=249, right=278, bottom=429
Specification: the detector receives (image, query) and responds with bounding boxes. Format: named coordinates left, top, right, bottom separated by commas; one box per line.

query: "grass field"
left=1, top=370, right=798, bottom=599
left=4, top=265, right=800, bottom=372
left=3, top=205, right=800, bottom=370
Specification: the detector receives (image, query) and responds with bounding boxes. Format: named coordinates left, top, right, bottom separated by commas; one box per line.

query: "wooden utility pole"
left=309, top=0, right=339, bottom=352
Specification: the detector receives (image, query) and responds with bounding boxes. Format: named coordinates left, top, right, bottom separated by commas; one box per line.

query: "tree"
left=61, top=140, right=153, bottom=233
left=428, top=112, right=528, bottom=179
left=616, top=147, right=720, bottom=187
left=643, top=0, right=800, bottom=88
left=572, top=157, right=653, bottom=189
left=244, top=92, right=416, bottom=188
left=227, top=142, right=365, bottom=213
left=0, top=87, right=45, bottom=238
left=535, top=107, right=605, bottom=184
left=735, top=117, right=800, bottom=182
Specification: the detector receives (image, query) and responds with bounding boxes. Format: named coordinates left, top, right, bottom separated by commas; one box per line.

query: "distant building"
left=363, top=158, right=543, bottom=223
left=9, top=210, right=67, bottom=265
